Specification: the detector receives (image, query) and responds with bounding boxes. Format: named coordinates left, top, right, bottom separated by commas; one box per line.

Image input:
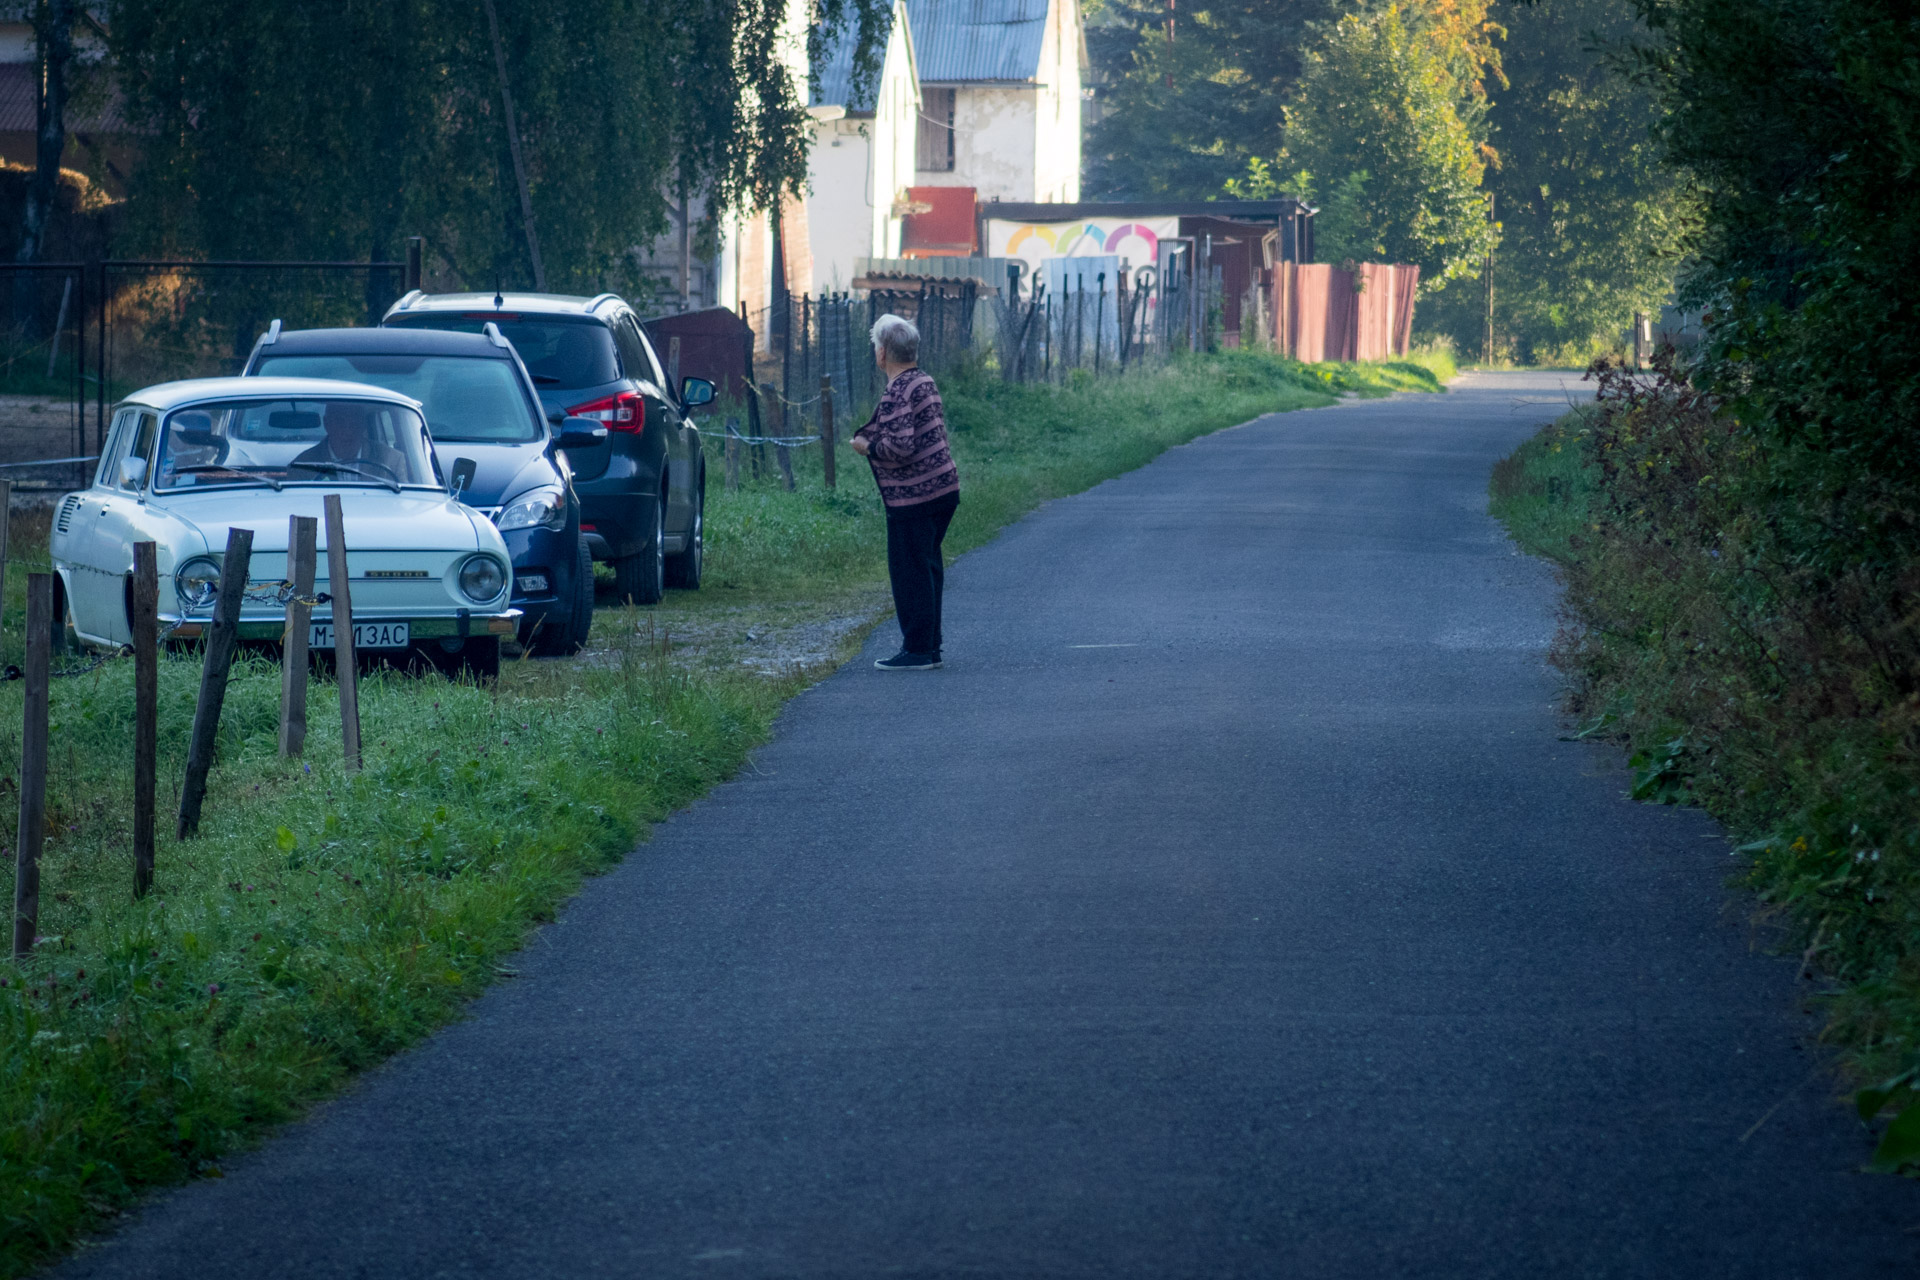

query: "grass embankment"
left=1490, top=405, right=1920, bottom=1174
left=0, top=348, right=1450, bottom=1276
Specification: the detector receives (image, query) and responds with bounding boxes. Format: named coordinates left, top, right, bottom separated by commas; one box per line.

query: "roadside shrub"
left=1499, top=352, right=1920, bottom=1172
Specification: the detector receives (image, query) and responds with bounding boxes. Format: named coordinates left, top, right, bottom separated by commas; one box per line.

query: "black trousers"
left=885, top=491, right=958, bottom=655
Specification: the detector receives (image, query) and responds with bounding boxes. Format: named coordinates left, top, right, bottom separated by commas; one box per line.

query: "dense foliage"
left=1422, top=0, right=1685, bottom=362
left=105, top=0, right=887, bottom=289
left=1083, top=0, right=1335, bottom=200
left=1258, top=3, right=1498, bottom=287
left=1491, top=0, right=1920, bottom=1166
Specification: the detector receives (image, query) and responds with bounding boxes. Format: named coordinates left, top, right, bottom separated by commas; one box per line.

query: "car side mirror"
left=449, top=456, right=477, bottom=499
left=554, top=417, right=609, bottom=451
left=119, top=455, right=148, bottom=488
left=680, top=377, right=716, bottom=407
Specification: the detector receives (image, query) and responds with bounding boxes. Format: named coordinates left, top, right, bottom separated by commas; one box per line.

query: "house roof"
left=0, top=61, right=131, bottom=133
left=905, top=0, right=1048, bottom=85
left=814, top=3, right=909, bottom=115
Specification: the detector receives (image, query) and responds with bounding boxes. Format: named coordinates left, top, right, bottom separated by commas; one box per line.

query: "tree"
left=1273, top=4, right=1498, bottom=286
left=1084, top=0, right=1337, bottom=199
left=1420, top=0, right=1685, bottom=362
left=104, top=0, right=888, bottom=289
left=12, top=0, right=78, bottom=268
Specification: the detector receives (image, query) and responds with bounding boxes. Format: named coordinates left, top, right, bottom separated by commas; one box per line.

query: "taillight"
left=565, top=391, right=645, bottom=433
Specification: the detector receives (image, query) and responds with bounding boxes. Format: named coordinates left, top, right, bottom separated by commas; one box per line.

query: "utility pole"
left=1483, top=193, right=1495, bottom=367
left=482, top=0, right=547, bottom=292
left=678, top=181, right=692, bottom=312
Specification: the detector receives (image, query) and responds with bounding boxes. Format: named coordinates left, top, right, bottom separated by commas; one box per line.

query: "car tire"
left=568, top=536, right=594, bottom=646
left=614, top=496, right=666, bottom=606
left=530, top=538, right=593, bottom=656
left=665, top=472, right=703, bottom=590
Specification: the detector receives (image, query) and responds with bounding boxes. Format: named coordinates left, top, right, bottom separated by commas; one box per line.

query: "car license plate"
left=309, top=621, right=410, bottom=650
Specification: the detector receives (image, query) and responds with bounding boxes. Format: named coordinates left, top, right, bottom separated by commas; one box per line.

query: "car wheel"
left=665, top=472, right=703, bottom=590
left=613, top=496, right=665, bottom=606
left=530, top=538, right=593, bottom=656
left=568, top=537, right=594, bottom=646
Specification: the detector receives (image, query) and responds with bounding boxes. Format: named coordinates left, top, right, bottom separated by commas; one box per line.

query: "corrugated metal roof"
left=814, top=8, right=901, bottom=114
left=0, top=61, right=131, bottom=134
left=905, top=0, right=1047, bottom=84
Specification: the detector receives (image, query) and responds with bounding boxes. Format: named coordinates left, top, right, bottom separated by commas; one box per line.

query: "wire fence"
left=0, top=256, right=415, bottom=498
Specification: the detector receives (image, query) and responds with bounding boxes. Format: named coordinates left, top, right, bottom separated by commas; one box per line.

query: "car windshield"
left=385, top=315, right=618, bottom=389
left=153, top=398, right=438, bottom=493
left=253, top=353, right=542, bottom=443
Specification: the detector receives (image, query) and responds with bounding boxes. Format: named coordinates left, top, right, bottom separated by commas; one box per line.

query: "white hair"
left=870, top=313, right=919, bottom=364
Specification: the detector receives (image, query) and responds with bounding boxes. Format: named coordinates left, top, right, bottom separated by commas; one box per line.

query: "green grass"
left=0, top=349, right=1449, bottom=1276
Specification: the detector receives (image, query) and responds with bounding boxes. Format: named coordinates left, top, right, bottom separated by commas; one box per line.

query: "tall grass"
left=0, top=349, right=1450, bottom=1275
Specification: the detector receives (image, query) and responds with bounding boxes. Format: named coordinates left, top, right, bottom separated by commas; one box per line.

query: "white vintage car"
left=50, top=376, right=520, bottom=676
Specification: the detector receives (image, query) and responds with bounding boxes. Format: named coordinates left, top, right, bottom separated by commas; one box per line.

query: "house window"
left=917, top=87, right=955, bottom=172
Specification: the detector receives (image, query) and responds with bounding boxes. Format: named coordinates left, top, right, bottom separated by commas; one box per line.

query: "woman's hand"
left=850, top=435, right=870, bottom=457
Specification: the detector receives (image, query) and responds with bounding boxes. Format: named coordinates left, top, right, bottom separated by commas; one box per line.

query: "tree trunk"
left=15, top=0, right=76, bottom=267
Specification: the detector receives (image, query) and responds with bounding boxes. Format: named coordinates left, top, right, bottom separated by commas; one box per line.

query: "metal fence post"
left=820, top=375, right=836, bottom=491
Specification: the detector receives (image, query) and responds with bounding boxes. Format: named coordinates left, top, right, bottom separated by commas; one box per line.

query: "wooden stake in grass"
left=0, top=478, right=12, bottom=635
left=819, top=374, right=836, bottom=490
left=13, top=573, right=50, bottom=958
left=131, top=542, right=158, bottom=897
left=279, top=514, right=318, bottom=757
left=323, top=495, right=362, bottom=771
left=761, top=381, right=795, bottom=492
left=725, top=418, right=740, bottom=492
left=177, top=526, right=253, bottom=840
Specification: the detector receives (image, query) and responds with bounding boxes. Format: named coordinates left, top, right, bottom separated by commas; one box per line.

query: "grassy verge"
left=0, top=349, right=1450, bottom=1276
left=1490, top=408, right=1920, bottom=1173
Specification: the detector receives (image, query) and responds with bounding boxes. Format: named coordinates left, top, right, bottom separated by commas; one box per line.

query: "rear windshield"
left=384, top=315, right=619, bottom=390
left=255, top=353, right=541, bottom=443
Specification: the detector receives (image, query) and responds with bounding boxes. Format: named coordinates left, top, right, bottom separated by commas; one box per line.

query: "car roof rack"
left=261, top=318, right=283, bottom=346
left=482, top=321, right=513, bottom=350
left=584, top=293, right=621, bottom=312
left=390, top=289, right=425, bottom=311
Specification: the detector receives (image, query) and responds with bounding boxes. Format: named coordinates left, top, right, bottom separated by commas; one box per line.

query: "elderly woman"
left=851, top=314, right=961, bottom=670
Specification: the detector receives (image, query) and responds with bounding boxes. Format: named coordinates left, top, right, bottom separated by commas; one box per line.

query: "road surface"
left=61, top=372, right=1918, bottom=1278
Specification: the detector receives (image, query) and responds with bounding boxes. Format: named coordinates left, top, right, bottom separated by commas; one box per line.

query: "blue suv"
left=382, top=291, right=711, bottom=605
left=244, top=323, right=600, bottom=654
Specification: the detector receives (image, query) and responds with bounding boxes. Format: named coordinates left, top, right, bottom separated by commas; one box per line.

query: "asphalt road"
left=60, top=372, right=1918, bottom=1278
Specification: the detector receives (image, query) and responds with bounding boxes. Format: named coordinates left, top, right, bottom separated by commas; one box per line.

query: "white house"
left=905, top=0, right=1084, bottom=205
left=806, top=1, right=920, bottom=292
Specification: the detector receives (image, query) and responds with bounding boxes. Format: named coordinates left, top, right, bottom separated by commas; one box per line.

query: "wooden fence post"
left=724, top=419, right=740, bottom=492
left=323, top=496, right=362, bottom=771
left=13, top=573, right=50, bottom=957
left=819, top=374, right=836, bottom=491
left=132, top=542, right=158, bottom=897
left=279, top=515, right=318, bottom=757
left=177, top=526, right=253, bottom=840
left=760, top=380, right=794, bottom=492
left=0, top=478, right=12, bottom=634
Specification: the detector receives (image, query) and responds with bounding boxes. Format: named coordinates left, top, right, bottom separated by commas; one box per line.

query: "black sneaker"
left=875, top=650, right=941, bottom=670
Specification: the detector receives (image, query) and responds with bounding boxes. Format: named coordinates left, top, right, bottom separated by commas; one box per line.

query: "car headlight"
left=174, top=556, right=222, bottom=613
left=458, top=554, right=507, bottom=603
left=494, top=487, right=567, bottom=532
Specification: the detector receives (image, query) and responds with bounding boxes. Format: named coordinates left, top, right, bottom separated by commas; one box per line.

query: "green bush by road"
left=0, top=349, right=1450, bottom=1277
left=1491, top=373, right=1920, bottom=1175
